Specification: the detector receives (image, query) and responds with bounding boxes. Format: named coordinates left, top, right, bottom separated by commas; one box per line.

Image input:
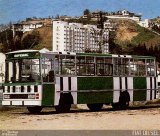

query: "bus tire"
left=55, top=103, right=71, bottom=113
left=27, top=106, right=42, bottom=114
left=111, top=102, right=120, bottom=110
left=87, top=103, right=103, bottom=111
left=55, top=93, right=73, bottom=113
left=119, top=91, right=130, bottom=110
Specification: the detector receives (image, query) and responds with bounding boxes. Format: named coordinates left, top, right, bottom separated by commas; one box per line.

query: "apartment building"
left=53, top=21, right=109, bottom=53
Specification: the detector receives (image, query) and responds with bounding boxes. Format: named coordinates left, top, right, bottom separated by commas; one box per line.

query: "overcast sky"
left=0, top=0, right=160, bottom=24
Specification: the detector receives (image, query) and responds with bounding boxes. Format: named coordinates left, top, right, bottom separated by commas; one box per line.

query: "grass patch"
left=131, top=25, right=157, bottom=45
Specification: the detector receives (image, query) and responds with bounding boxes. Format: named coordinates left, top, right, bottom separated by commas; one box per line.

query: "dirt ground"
left=0, top=104, right=160, bottom=130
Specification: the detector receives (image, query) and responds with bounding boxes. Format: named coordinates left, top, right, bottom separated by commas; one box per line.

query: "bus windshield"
left=5, top=58, right=40, bottom=83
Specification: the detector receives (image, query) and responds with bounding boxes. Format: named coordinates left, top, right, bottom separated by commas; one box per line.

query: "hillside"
left=114, top=20, right=160, bottom=49
left=1, top=20, right=160, bottom=56
left=31, top=20, right=160, bottom=52
left=32, top=26, right=52, bottom=50
left=150, top=16, right=160, bottom=23
left=0, top=26, right=52, bottom=52
left=21, top=26, right=52, bottom=50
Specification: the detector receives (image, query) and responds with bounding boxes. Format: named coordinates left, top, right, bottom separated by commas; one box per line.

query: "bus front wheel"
left=55, top=104, right=71, bottom=113
left=27, top=106, right=42, bottom=114
left=87, top=103, right=103, bottom=111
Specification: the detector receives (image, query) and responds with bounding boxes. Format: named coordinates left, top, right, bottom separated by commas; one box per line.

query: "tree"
left=21, top=31, right=40, bottom=49
left=83, top=9, right=90, bottom=15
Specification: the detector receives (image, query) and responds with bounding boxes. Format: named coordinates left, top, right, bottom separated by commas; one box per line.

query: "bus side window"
left=41, top=57, right=54, bottom=82
left=99, top=69, right=104, bottom=75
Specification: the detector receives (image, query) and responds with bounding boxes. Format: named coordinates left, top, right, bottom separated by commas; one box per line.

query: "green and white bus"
left=2, top=50, right=158, bottom=113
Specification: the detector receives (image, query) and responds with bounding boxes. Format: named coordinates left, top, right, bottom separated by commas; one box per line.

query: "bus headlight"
left=3, top=94, right=10, bottom=99
left=28, top=94, right=35, bottom=99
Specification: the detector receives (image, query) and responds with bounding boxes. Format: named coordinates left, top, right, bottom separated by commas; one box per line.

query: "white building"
left=106, top=10, right=141, bottom=23
left=103, top=20, right=117, bottom=31
left=53, top=21, right=109, bottom=53
left=12, top=22, right=43, bottom=35
left=106, top=15, right=140, bottom=22
left=138, top=19, right=149, bottom=28
left=0, top=53, right=6, bottom=84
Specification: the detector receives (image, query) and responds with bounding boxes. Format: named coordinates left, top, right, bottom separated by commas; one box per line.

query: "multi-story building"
left=53, top=21, right=109, bottom=53
left=103, top=20, right=117, bottom=31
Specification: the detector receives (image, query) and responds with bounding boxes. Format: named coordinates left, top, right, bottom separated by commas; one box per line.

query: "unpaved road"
left=0, top=105, right=160, bottom=130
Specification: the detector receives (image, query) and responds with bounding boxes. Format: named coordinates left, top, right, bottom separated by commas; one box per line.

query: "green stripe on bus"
left=42, top=84, right=55, bottom=106
left=77, top=77, right=113, bottom=90
left=77, top=91, right=113, bottom=104
left=133, top=77, right=146, bottom=101
left=77, top=77, right=113, bottom=104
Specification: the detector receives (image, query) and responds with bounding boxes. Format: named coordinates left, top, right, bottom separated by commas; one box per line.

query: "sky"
left=0, top=0, right=160, bottom=24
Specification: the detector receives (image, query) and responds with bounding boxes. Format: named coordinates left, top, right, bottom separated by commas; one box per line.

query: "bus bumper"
left=2, top=100, right=41, bottom=106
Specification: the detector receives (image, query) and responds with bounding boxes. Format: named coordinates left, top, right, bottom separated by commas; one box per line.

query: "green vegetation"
left=131, top=24, right=157, bottom=45
left=0, top=26, right=52, bottom=53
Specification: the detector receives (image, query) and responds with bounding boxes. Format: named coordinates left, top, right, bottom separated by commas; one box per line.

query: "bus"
left=2, top=50, right=158, bottom=113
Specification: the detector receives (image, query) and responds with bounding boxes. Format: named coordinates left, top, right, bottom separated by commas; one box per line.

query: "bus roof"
left=6, top=48, right=51, bottom=54
left=6, top=50, right=39, bottom=54
left=6, top=50, right=156, bottom=59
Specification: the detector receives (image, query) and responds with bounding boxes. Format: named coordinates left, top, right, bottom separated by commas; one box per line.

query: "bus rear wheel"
left=27, top=106, right=42, bottom=114
left=112, top=91, right=130, bottom=110
left=87, top=103, right=103, bottom=111
left=111, top=102, right=120, bottom=110
left=119, top=91, right=130, bottom=110
left=55, top=104, right=71, bottom=113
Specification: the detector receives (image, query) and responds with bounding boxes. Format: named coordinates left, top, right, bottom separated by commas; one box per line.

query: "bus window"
left=77, top=56, right=95, bottom=76
left=113, top=58, right=130, bottom=76
left=121, top=58, right=130, bottom=76
left=146, top=59, right=155, bottom=76
left=86, top=56, right=95, bottom=75
left=129, top=59, right=136, bottom=76
left=5, top=59, right=40, bottom=83
left=77, top=56, right=86, bottom=75
left=41, top=57, right=54, bottom=82
left=54, top=56, right=59, bottom=75
left=104, top=58, right=113, bottom=76
left=5, top=61, right=13, bottom=83
left=58, top=55, right=75, bottom=75
left=21, top=59, right=40, bottom=82
left=65, top=55, right=76, bottom=75
left=96, top=57, right=104, bottom=75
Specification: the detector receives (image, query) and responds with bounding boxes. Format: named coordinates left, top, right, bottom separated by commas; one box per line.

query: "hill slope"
left=114, top=20, right=160, bottom=49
